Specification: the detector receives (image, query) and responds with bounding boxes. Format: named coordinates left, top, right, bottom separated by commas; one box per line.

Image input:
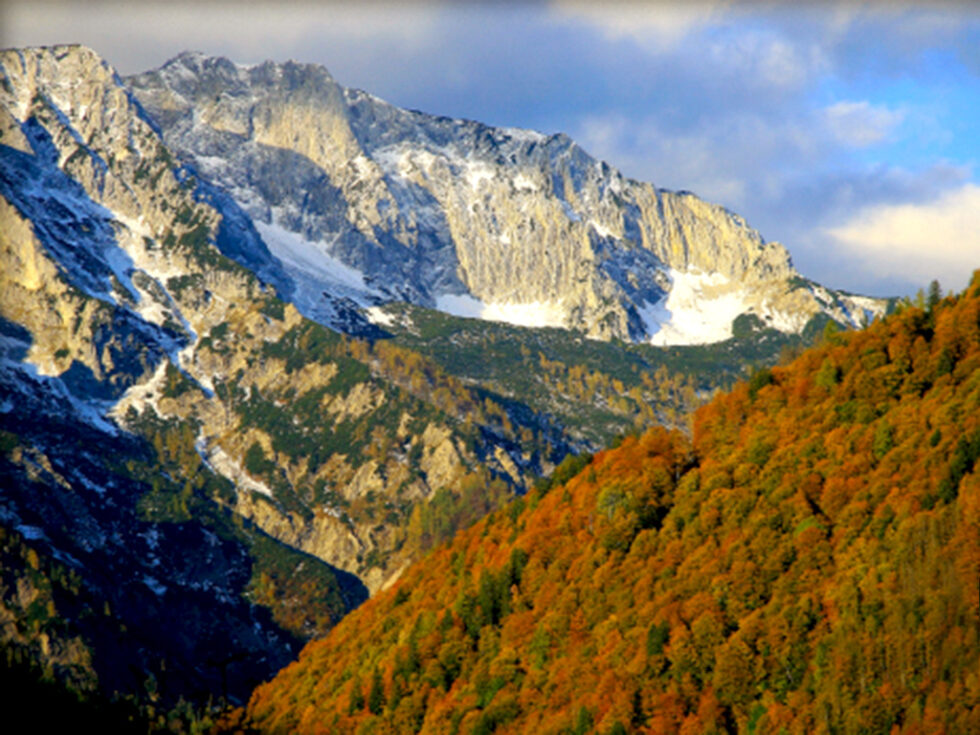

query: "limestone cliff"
left=0, top=43, right=546, bottom=631
left=128, top=52, right=886, bottom=343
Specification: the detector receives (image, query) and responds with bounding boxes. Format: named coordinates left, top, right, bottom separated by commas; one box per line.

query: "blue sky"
left=4, top=1, right=979, bottom=297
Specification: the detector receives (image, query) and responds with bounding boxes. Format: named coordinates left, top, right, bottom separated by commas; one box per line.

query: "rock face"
left=1, top=41, right=544, bottom=586
left=0, top=44, right=376, bottom=706
left=128, top=52, right=886, bottom=344
left=0, top=45, right=545, bottom=708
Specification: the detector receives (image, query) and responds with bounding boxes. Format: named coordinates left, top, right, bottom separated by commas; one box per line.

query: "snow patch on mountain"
left=111, top=360, right=169, bottom=420
left=640, top=270, right=749, bottom=346
left=103, top=246, right=141, bottom=303
left=142, top=575, right=167, bottom=596
left=436, top=294, right=567, bottom=329
left=16, top=525, right=46, bottom=541
left=758, top=304, right=810, bottom=333
left=501, top=127, right=547, bottom=145
left=253, top=217, right=382, bottom=325
left=365, top=306, right=396, bottom=326
left=464, top=161, right=495, bottom=191
left=590, top=220, right=616, bottom=239
left=196, top=436, right=274, bottom=498
left=842, top=294, right=885, bottom=327
left=255, top=217, right=377, bottom=297
left=513, top=173, right=538, bottom=192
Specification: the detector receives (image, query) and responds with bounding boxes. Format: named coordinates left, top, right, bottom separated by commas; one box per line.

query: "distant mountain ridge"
left=127, top=51, right=886, bottom=344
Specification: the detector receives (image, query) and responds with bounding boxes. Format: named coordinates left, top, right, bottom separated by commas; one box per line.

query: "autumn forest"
left=237, top=273, right=980, bottom=734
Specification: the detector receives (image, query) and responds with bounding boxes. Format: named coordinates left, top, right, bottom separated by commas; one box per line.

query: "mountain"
left=127, top=51, right=886, bottom=345
left=241, top=273, right=980, bottom=734
left=0, top=43, right=376, bottom=716
left=0, top=44, right=553, bottom=716
left=1, top=43, right=896, bottom=721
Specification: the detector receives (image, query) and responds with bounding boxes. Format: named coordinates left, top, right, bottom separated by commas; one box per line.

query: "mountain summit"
left=127, top=52, right=885, bottom=344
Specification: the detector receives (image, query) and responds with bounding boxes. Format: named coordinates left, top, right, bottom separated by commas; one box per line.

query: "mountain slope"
left=0, top=44, right=557, bottom=712
left=0, top=43, right=877, bottom=619
left=243, top=273, right=980, bottom=734
left=380, top=302, right=831, bottom=447
left=0, top=41, right=570, bottom=586
left=127, top=52, right=886, bottom=345
left=0, top=44, right=376, bottom=710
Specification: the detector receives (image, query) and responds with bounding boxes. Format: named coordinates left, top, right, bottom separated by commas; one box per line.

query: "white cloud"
left=573, top=106, right=832, bottom=212
left=552, top=2, right=826, bottom=91
left=824, top=100, right=905, bottom=147
left=708, top=30, right=827, bottom=91
left=826, top=183, right=980, bottom=292
left=550, top=0, right=731, bottom=49
left=2, top=1, right=443, bottom=74
left=575, top=112, right=749, bottom=206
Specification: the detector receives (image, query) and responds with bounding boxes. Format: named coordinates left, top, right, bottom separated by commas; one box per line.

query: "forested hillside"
left=241, top=272, right=980, bottom=734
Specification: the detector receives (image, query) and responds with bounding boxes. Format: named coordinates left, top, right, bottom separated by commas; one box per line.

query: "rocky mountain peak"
left=127, top=52, right=886, bottom=344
